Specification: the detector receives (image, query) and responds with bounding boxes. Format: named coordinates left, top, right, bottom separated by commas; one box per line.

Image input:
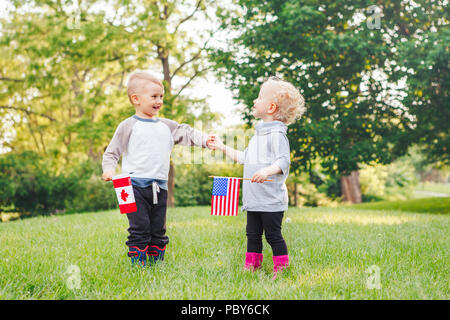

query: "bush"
left=174, top=163, right=242, bottom=206
left=0, top=151, right=116, bottom=217
left=359, top=157, right=418, bottom=202
left=286, top=173, right=340, bottom=207
left=0, top=151, right=76, bottom=215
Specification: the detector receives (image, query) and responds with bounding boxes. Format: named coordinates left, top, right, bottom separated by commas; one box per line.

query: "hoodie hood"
left=255, top=121, right=287, bottom=135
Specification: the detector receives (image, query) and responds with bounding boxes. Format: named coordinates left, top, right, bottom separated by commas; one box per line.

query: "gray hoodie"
left=237, top=121, right=290, bottom=212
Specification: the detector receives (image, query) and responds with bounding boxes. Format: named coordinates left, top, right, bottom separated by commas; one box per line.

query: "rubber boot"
left=272, top=255, right=289, bottom=280
left=244, top=252, right=263, bottom=271
left=147, top=245, right=166, bottom=265
left=128, top=246, right=148, bottom=267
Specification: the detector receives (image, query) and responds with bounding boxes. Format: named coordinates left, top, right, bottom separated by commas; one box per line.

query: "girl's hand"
left=251, top=168, right=270, bottom=183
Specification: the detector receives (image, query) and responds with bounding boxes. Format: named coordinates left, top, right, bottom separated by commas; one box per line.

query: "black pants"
left=125, top=185, right=169, bottom=250
left=246, top=211, right=288, bottom=256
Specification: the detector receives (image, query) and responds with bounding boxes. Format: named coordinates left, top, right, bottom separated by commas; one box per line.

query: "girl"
left=208, top=77, right=306, bottom=279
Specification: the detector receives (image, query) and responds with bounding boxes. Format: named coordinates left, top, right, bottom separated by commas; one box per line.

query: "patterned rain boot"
left=244, top=252, right=263, bottom=271
left=128, top=246, right=148, bottom=267
left=147, top=245, right=166, bottom=265
left=272, top=255, right=289, bottom=280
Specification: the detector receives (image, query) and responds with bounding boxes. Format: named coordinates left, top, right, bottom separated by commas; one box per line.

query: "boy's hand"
left=102, top=171, right=114, bottom=181
left=251, top=168, right=270, bottom=183
left=206, top=134, right=224, bottom=150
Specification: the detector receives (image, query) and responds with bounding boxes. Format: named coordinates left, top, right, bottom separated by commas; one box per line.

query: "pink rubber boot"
left=244, top=252, right=263, bottom=271
left=272, top=255, right=289, bottom=279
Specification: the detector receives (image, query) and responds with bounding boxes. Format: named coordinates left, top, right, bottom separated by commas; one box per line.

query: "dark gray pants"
left=125, top=185, right=169, bottom=250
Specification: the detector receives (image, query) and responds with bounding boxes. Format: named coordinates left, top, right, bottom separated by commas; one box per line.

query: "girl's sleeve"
left=237, top=148, right=247, bottom=164
left=272, top=133, right=291, bottom=175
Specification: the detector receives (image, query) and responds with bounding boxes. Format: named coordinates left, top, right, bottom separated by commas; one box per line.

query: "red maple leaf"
left=120, top=189, right=129, bottom=202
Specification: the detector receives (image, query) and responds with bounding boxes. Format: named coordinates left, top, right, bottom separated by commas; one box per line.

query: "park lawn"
left=0, top=205, right=448, bottom=300
left=351, top=197, right=450, bottom=214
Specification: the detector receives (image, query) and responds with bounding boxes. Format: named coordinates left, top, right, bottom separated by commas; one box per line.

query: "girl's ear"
left=268, top=103, right=278, bottom=115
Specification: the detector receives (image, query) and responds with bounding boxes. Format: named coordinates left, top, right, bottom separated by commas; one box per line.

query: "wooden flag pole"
left=208, top=175, right=273, bottom=182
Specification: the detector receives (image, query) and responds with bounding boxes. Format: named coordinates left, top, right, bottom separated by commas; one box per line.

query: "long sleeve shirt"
left=238, top=121, right=291, bottom=212
left=102, top=115, right=208, bottom=190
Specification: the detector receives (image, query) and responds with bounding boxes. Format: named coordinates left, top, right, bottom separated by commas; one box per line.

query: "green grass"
left=351, top=197, right=450, bottom=214
left=0, top=204, right=448, bottom=300
left=415, top=183, right=450, bottom=195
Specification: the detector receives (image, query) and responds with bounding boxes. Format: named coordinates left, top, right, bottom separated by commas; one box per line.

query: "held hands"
left=206, top=134, right=224, bottom=151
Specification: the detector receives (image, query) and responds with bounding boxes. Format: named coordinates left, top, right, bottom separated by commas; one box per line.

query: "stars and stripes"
left=211, top=177, right=241, bottom=216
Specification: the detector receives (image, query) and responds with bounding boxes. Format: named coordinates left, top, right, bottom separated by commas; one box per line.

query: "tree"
left=210, top=0, right=415, bottom=203
left=0, top=0, right=217, bottom=206
left=380, top=0, right=449, bottom=165
left=118, top=0, right=218, bottom=206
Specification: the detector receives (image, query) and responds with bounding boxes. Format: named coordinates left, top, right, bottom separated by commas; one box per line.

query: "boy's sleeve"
left=272, top=133, right=291, bottom=175
left=160, top=118, right=208, bottom=148
left=102, top=118, right=135, bottom=174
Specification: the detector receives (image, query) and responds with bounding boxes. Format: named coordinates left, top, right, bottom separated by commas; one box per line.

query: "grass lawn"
left=0, top=204, right=448, bottom=300
left=350, top=197, right=450, bottom=214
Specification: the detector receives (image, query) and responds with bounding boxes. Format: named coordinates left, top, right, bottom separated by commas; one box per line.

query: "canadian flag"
left=112, top=174, right=137, bottom=214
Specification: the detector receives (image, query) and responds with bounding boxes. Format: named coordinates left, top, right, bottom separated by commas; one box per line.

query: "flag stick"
left=208, top=175, right=273, bottom=182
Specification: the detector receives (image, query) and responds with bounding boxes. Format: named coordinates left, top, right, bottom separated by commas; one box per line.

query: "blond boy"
left=102, top=70, right=210, bottom=267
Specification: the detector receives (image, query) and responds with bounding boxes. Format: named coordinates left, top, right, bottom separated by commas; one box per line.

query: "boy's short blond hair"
left=264, top=76, right=306, bottom=125
left=127, top=70, right=164, bottom=104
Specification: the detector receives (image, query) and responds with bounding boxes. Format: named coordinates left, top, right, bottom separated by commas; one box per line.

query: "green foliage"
left=383, top=0, right=449, bottom=165
left=210, top=0, right=449, bottom=176
left=210, top=0, right=412, bottom=176
left=174, top=163, right=242, bottom=206
left=286, top=173, right=340, bottom=207
left=359, top=156, right=418, bottom=202
left=0, top=151, right=115, bottom=215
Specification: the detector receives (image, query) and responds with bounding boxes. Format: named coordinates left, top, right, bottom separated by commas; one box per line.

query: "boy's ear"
left=268, top=103, right=278, bottom=115
left=130, top=93, right=139, bottom=105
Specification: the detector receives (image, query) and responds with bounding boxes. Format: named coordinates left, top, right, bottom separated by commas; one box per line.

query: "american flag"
left=211, top=177, right=241, bottom=216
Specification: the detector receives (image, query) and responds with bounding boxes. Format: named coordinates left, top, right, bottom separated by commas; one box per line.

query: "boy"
left=208, top=76, right=305, bottom=279
left=102, top=70, right=211, bottom=267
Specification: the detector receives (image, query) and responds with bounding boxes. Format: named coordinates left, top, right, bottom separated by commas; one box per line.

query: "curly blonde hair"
left=264, top=76, right=306, bottom=125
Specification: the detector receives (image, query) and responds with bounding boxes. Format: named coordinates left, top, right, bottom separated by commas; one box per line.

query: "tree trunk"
left=340, top=170, right=362, bottom=203
left=167, top=160, right=175, bottom=207
left=294, top=183, right=298, bottom=207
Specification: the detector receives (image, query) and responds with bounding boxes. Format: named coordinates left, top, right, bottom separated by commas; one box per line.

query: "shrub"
left=0, top=152, right=117, bottom=217
left=174, top=163, right=242, bottom=206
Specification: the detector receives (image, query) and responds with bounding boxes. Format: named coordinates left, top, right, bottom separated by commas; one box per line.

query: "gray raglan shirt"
left=102, top=115, right=207, bottom=189
left=237, top=121, right=291, bottom=212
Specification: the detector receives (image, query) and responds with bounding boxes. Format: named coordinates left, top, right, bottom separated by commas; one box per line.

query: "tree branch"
left=0, top=106, right=57, bottom=122
left=172, top=65, right=213, bottom=101
left=0, top=77, right=25, bottom=82
left=172, top=0, right=203, bottom=35
left=170, top=36, right=211, bottom=79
